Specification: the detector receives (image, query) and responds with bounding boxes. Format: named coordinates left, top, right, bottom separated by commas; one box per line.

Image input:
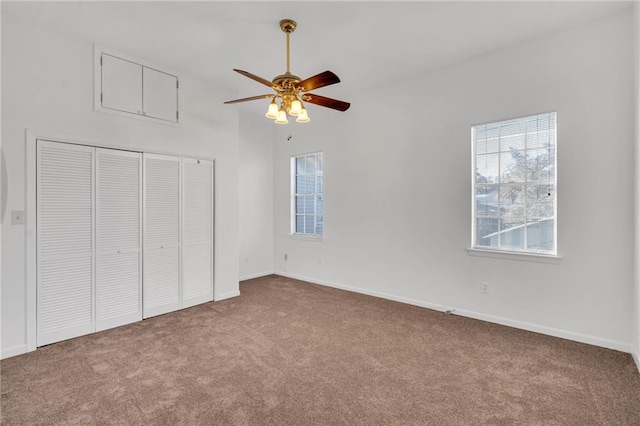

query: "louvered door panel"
left=144, top=247, right=181, bottom=310
left=96, top=253, right=140, bottom=326
left=183, top=244, right=212, bottom=302
left=182, top=158, right=214, bottom=308
left=37, top=141, right=95, bottom=346
left=96, top=148, right=142, bottom=331
left=143, top=153, right=181, bottom=318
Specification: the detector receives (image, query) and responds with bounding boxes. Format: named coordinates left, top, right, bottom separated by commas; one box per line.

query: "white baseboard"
left=276, top=272, right=634, bottom=354
left=452, top=308, right=632, bottom=353
left=214, top=290, right=241, bottom=302
left=277, top=271, right=448, bottom=312
left=632, top=348, right=640, bottom=374
left=1, top=344, right=28, bottom=360
left=240, top=271, right=274, bottom=281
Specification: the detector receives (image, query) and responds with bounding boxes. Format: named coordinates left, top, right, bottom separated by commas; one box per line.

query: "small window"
left=472, top=112, right=557, bottom=255
left=292, top=152, right=323, bottom=237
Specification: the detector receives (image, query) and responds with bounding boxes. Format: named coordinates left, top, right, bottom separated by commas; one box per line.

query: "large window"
left=292, top=152, right=323, bottom=237
left=472, top=112, right=557, bottom=255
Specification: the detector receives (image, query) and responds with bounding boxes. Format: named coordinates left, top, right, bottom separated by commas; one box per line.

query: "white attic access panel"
left=95, top=46, right=179, bottom=124
left=143, top=67, right=179, bottom=122
left=100, top=54, right=143, bottom=115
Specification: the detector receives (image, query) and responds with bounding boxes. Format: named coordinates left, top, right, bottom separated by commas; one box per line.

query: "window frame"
left=290, top=152, right=324, bottom=239
left=471, top=112, right=558, bottom=257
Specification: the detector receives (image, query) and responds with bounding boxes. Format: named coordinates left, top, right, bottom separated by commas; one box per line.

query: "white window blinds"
left=472, top=112, right=557, bottom=254
left=292, top=152, right=324, bottom=237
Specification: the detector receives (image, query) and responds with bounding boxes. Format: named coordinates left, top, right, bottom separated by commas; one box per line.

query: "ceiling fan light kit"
left=224, top=18, right=350, bottom=125
left=265, top=99, right=279, bottom=119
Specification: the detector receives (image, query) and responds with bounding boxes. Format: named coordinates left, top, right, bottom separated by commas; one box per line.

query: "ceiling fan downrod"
left=279, top=19, right=297, bottom=75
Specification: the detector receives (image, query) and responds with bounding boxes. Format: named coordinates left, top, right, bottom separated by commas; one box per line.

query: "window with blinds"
left=472, top=112, right=557, bottom=255
left=292, top=152, right=323, bottom=237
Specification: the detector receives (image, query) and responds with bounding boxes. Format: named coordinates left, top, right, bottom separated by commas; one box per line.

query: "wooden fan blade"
left=297, top=71, right=340, bottom=92
left=233, top=69, right=275, bottom=88
left=224, top=94, right=274, bottom=104
left=303, top=93, right=350, bottom=112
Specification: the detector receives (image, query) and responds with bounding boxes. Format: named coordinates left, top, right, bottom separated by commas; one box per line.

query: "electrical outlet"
left=244, top=257, right=249, bottom=264
left=318, top=259, right=323, bottom=267
left=481, top=282, right=489, bottom=294
left=284, top=253, right=288, bottom=261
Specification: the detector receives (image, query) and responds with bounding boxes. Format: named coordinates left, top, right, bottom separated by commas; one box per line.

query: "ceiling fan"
left=224, top=19, right=350, bottom=124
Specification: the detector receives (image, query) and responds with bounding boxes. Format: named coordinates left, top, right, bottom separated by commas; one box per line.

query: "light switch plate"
left=11, top=210, right=25, bottom=225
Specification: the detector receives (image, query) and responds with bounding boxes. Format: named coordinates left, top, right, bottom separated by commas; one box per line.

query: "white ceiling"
left=3, top=1, right=632, bottom=103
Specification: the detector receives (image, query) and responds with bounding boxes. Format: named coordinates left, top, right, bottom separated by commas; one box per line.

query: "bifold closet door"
left=37, top=141, right=95, bottom=346
left=143, top=153, right=181, bottom=318
left=96, top=148, right=142, bottom=331
left=182, top=158, right=214, bottom=308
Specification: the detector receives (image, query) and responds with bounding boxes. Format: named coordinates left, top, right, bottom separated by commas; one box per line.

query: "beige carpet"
left=2, top=275, right=640, bottom=425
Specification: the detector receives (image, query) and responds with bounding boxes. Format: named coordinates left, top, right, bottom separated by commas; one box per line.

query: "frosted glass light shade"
left=289, top=99, right=302, bottom=116
left=296, top=108, right=310, bottom=123
left=275, top=108, right=288, bottom=124
left=265, top=100, right=278, bottom=119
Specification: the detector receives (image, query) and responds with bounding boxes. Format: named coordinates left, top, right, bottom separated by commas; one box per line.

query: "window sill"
left=289, top=234, right=324, bottom=243
left=466, top=247, right=562, bottom=264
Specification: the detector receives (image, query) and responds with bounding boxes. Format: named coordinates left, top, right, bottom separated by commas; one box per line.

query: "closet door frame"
left=25, top=131, right=216, bottom=353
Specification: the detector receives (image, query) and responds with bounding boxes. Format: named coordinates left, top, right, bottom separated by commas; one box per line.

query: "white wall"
left=239, top=110, right=274, bottom=280
left=1, top=15, right=240, bottom=358
left=274, top=10, right=636, bottom=351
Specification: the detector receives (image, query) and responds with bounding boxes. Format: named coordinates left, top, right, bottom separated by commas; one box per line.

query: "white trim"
left=26, top=131, right=37, bottom=352
left=634, top=0, right=640, bottom=379
left=240, top=271, right=274, bottom=281
left=633, top=348, right=640, bottom=374
left=276, top=272, right=448, bottom=312
left=466, top=247, right=562, bottom=264
left=213, top=159, right=219, bottom=305
left=276, top=272, right=633, bottom=354
left=1, top=345, right=27, bottom=360
left=25, top=128, right=212, bottom=159
left=289, top=234, right=324, bottom=243
left=215, top=290, right=241, bottom=301
left=452, top=307, right=632, bottom=354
